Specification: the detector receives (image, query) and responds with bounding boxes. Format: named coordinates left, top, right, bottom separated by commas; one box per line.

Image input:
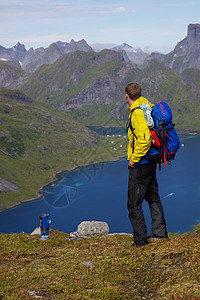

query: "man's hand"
left=128, top=159, right=135, bottom=167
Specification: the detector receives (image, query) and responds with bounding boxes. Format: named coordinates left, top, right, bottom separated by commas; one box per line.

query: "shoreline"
left=0, top=154, right=126, bottom=213
left=1, top=129, right=200, bottom=213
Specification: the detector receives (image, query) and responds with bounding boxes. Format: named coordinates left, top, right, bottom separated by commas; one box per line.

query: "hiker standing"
left=125, top=82, right=168, bottom=247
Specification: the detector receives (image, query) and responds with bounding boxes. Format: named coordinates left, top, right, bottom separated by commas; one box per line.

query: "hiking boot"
left=147, top=233, right=169, bottom=240
left=132, top=240, right=148, bottom=247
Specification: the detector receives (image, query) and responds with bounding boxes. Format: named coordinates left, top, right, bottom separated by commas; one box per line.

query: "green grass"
left=69, top=103, right=126, bottom=127
left=0, top=228, right=199, bottom=299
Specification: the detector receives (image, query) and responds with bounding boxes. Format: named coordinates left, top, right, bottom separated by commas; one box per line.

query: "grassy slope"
left=0, top=225, right=199, bottom=299
left=20, top=51, right=125, bottom=105
left=19, top=53, right=200, bottom=130
left=0, top=94, right=127, bottom=210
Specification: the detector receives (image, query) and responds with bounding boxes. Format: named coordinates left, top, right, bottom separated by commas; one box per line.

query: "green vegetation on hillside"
left=0, top=226, right=199, bottom=299
left=18, top=52, right=200, bottom=131
left=20, top=50, right=125, bottom=107
left=0, top=92, right=126, bottom=210
left=136, top=62, right=200, bottom=131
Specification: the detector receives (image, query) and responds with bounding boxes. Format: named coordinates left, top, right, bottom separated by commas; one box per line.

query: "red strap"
left=159, top=101, right=165, bottom=116
left=169, top=151, right=175, bottom=155
left=163, top=142, right=167, bottom=166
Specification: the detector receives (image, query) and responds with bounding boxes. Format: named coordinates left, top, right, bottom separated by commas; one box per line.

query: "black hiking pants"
left=127, top=163, right=167, bottom=246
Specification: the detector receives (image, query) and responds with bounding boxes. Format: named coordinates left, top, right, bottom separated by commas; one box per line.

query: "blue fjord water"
left=0, top=135, right=200, bottom=235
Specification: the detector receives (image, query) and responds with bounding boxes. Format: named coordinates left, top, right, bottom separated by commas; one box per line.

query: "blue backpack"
left=128, top=101, right=180, bottom=169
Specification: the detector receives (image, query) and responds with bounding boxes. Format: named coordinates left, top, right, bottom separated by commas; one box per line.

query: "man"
left=125, top=82, right=168, bottom=247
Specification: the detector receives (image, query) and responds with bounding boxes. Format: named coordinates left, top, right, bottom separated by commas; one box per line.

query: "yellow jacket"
left=127, top=96, right=154, bottom=163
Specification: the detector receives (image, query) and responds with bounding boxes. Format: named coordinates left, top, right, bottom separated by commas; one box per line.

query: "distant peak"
left=188, top=24, right=200, bottom=38
left=122, top=43, right=133, bottom=49
left=13, top=42, right=26, bottom=51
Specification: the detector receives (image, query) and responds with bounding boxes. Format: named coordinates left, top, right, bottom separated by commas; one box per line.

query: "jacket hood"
left=127, top=96, right=154, bottom=112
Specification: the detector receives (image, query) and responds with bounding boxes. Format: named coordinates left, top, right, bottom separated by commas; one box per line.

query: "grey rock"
left=66, top=39, right=93, bottom=53
left=70, top=231, right=79, bottom=238
left=0, top=59, right=22, bottom=69
left=31, top=227, right=41, bottom=235
left=27, top=290, right=42, bottom=299
left=0, top=176, right=20, bottom=193
left=81, top=261, right=94, bottom=268
left=0, top=62, right=26, bottom=89
left=77, top=221, right=109, bottom=236
left=107, top=232, right=133, bottom=236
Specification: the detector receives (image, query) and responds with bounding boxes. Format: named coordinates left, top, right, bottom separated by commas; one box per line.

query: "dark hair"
left=125, top=82, right=141, bottom=101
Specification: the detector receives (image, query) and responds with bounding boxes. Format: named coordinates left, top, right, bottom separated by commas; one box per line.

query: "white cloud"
left=113, top=7, right=126, bottom=13
left=0, top=2, right=128, bottom=19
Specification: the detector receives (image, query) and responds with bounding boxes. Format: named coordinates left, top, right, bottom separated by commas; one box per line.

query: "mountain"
left=21, top=43, right=64, bottom=72
left=0, top=29, right=200, bottom=130
left=65, top=39, right=93, bottom=53
left=0, top=40, right=147, bottom=72
left=18, top=49, right=140, bottom=125
left=22, top=39, right=93, bottom=72
left=0, top=42, right=26, bottom=63
left=111, top=43, right=149, bottom=66
left=1, top=24, right=200, bottom=74
left=0, top=39, right=93, bottom=72
left=134, top=60, right=200, bottom=130
left=55, top=39, right=93, bottom=53
left=16, top=49, right=200, bottom=130
left=146, top=24, right=200, bottom=73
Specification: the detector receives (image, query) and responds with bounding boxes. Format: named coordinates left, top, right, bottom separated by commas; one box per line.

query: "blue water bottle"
left=39, top=214, right=51, bottom=241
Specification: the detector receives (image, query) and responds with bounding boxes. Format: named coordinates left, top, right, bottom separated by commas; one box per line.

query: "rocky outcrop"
left=65, top=39, right=93, bottom=53
left=0, top=177, right=20, bottom=193
left=0, top=87, right=32, bottom=103
left=0, top=59, right=22, bottom=69
left=0, top=62, right=27, bottom=89
left=70, top=221, right=109, bottom=237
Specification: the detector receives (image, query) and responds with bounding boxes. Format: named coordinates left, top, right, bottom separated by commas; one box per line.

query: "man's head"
left=125, top=82, right=141, bottom=105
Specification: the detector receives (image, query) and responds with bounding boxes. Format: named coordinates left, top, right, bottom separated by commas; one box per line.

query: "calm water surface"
left=0, top=135, right=200, bottom=235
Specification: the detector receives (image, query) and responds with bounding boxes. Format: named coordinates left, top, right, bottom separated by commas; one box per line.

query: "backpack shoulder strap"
left=126, top=106, right=141, bottom=135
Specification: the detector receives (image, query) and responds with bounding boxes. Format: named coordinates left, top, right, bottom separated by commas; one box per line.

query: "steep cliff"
left=0, top=62, right=27, bottom=89
left=146, top=24, right=200, bottom=73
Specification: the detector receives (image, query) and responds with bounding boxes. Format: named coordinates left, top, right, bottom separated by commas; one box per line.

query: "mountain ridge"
left=146, top=24, right=200, bottom=73
left=1, top=24, right=200, bottom=74
left=14, top=50, right=200, bottom=130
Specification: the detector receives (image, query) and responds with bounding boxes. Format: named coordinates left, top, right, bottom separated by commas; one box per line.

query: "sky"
left=0, top=0, right=200, bottom=53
